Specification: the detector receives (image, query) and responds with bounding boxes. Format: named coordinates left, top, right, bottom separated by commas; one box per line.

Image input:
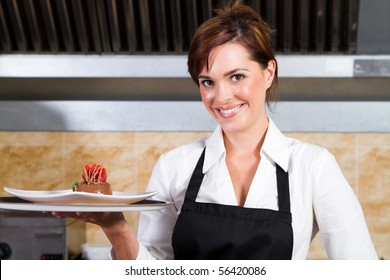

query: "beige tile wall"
left=0, top=131, right=388, bottom=259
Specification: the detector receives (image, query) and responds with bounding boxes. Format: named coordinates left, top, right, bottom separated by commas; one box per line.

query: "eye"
left=200, top=79, right=214, bottom=87
left=231, top=74, right=245, bottom=82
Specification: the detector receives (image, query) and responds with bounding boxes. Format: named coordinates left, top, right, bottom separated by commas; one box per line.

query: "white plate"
left=0, top=197, right=169, bottom=212
left=4, top=187, right=158, bottom=205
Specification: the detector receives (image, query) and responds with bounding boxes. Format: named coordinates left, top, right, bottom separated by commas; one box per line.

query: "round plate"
left=4, top=187, right=158, bottom=205
left=0, top=197, right=169, bottom=212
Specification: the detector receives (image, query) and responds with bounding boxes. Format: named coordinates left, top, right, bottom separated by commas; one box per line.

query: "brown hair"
left=187, top=1, right=278, bottom=105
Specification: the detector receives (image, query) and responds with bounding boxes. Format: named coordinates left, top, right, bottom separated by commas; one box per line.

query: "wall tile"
left=0, top=131, right=388, bottom=259
left=359, top=134, right=390, bottom=147
left=135, top=146, right=173, bottom=192
left=0, top=145, right=63, bottom=190
left=64, top=132, right=135, bottom=146
left=0, top=146, right=23, bottom=191
left=0, top=132, right=62, bottom=146
left=285, top=133, right=357, bottom=148
left=135, top=132, right=209, bottom=191
left=135, top=132, right=209, bottom=147
left=86, top=223, right=110, bottom=245
left=359, top=147, right=390, bottom=259
left=64, top=146, right=136, bottom=193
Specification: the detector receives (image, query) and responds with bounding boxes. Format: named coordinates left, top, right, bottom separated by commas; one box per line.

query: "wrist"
left=101, top=219, right=139, bottom=260
left=101, top=217, right=129, bottom=236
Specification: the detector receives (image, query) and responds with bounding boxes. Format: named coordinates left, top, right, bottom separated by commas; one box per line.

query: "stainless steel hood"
left=0, top=0, right=366, bottom=54
left=1, top=0, right=389, bottom=81
left=0, top=0, right=389, bottom=80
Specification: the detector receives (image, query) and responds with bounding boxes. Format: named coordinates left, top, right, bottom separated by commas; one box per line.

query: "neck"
left=223, top=117, right=269, bottom=156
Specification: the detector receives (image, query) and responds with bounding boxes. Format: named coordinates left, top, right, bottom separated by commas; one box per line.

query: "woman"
left=53, top=2, right=377, bottom=260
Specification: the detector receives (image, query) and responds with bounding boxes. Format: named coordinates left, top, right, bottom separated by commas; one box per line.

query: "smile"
left=217, top=104, right=243, bottom=116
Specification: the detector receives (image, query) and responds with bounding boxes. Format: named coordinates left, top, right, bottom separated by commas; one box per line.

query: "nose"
left=215, top=82, right=233, bottom=104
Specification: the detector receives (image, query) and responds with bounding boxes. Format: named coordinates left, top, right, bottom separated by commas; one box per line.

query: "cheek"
left=200, top=89, right=214, bottom=104
left=246, top=78, right=268, bottom=98
left=239, top=84, right=251, bottom=98
left=235, top=82, right=255, bottom=100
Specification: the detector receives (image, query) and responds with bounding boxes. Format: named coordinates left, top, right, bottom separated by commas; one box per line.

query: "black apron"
left=172, top=148, right=293, bottom=260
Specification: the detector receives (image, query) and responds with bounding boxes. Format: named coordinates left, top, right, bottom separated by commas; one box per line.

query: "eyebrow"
left=198, top=68, right=249, bottom=80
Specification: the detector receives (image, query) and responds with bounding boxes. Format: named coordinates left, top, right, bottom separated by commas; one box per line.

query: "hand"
left=49, top=211, right=125, bottom=228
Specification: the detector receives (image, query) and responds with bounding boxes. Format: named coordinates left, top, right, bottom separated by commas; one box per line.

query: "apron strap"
left=276, top=164, right=291, bottom=213
left=185, top=148, right=206, bottom=201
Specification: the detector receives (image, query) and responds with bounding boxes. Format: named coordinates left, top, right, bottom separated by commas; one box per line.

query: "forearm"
left=102, top=219, right=139, bottom=260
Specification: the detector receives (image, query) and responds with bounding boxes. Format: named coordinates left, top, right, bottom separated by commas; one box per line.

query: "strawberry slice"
left=80, top=163, right=108, bottom=183
left=100, top=168, right=107, bottom=182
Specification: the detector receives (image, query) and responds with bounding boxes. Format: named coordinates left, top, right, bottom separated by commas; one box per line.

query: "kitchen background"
left=0, top=0, right=389, bottom=259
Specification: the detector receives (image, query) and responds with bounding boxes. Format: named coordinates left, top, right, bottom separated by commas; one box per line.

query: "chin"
left=219, top=122, right=246, bottom=134
left=218, top=117, right=265, bottom=134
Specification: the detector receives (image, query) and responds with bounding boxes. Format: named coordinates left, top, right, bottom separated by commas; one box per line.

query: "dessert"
left=73, top=164, right=112, bottom=195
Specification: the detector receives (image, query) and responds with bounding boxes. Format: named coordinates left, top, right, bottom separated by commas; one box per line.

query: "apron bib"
left=172, top=148, right=293, bottom=259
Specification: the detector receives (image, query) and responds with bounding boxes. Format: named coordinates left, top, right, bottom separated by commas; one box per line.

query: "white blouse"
left=136, top=118, right=377, bottom=260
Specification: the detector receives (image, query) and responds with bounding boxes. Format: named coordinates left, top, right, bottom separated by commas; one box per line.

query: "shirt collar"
left=261, top=118, right=290, bottom=172
left=203, top=126, right=225, bottom=173
left=203, top=117, right=290, bottom=173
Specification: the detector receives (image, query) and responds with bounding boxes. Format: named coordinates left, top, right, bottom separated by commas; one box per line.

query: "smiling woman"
left=187, top=3, right=279, bottom=106
left=48, top=0, right=378, bottom=260
left=197, top=43, right=274, bottom=135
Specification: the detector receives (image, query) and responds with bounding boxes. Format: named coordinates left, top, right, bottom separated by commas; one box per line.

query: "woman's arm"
left=312, top=149, right=377, bottom=259
left=51, top=150, right=185, bottom=260
left=136, top=153, right=182, bottom=259
left=101, top=216, right=139, bottom=259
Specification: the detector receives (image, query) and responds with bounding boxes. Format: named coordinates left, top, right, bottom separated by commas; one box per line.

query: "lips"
left=216, top=104, right=243, bottom=118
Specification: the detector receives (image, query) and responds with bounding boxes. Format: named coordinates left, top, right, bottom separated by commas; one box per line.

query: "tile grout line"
left=134, top=132, right=138, bottom=193
left=62, top=132, right=66, bottom=190
left=356, top=133, right=360, bottom=198
left=133, top=132, right=139, bottom=231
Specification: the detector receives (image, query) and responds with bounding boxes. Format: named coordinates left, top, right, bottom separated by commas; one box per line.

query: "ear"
left=264, top=60, right=276, bottom=88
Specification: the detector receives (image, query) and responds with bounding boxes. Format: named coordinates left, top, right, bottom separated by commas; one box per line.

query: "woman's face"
left=198, top=42, right=275, bottom=134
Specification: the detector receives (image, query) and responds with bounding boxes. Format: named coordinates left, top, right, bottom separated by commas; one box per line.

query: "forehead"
left=200, top=42, right=254, bottom=75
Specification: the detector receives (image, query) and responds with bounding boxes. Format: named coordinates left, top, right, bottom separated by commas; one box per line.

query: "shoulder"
left=286, top=136, right=336, bottom=173
left=266, top=118, right=334, bottom=172
left=288, top=137, right=329, bottom=158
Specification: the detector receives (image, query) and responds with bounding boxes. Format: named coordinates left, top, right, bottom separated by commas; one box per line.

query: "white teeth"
left=219, top=105, right=242, bottom=115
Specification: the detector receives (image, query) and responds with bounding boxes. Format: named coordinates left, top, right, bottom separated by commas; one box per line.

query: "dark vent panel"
left=0, top=0, right=359, bottom=54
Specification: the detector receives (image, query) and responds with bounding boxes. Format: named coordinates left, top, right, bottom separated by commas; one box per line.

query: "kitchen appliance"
left=0, top=209, right=67, bottom=260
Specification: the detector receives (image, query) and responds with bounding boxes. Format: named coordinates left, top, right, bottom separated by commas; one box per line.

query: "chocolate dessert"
left=73, top=164, right=112, bottom=195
